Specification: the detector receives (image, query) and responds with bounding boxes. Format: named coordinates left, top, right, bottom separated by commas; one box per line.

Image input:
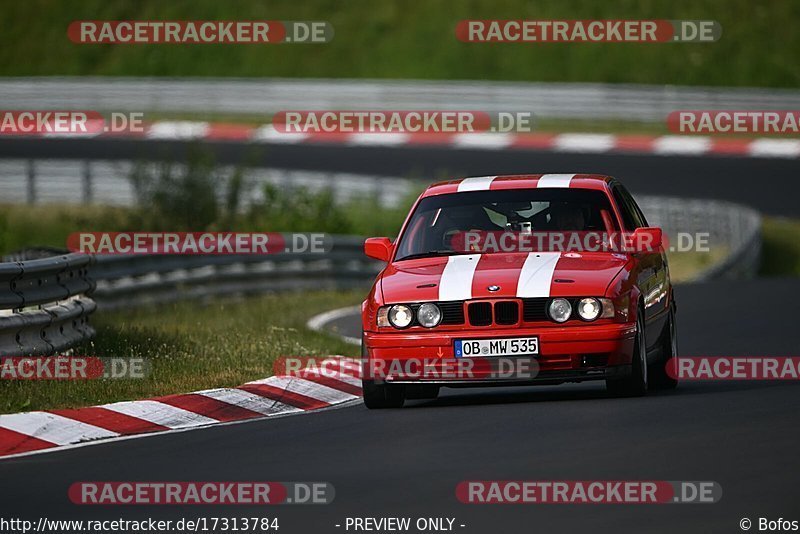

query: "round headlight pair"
left=387, top=303, right=442, bottom=328
left=548, top=297, right=603, bottom=323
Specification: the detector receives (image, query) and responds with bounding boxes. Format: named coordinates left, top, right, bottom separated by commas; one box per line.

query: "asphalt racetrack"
left=0, top=140, right=798, bottom=533
left=0, top=278, right=798, bottom=533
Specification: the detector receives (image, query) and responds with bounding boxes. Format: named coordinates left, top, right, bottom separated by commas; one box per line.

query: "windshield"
left=394, top=188, right=617, bottom=261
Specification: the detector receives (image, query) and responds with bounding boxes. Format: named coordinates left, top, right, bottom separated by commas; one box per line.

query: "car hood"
left=380, top=252, right=629, bottom=303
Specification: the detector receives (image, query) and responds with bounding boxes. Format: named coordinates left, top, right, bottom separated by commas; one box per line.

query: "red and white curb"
left=0, top=357, right=362, bottom=460
left=7, top=121, right=800, bottom=159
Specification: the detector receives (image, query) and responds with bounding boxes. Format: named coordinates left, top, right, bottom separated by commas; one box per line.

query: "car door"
left=611, top=183, right=669, bottom=353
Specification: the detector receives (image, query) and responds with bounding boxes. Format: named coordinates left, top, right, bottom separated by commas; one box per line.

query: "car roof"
left=421, top=174, right=614, bottom=198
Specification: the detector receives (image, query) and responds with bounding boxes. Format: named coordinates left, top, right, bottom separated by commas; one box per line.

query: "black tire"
left=362, top=380, right=406, bottom=409
left=361, top=330, right=405, bottom=409
left=650, top=303, right=679, bottom=390
left=606, top=306, right=648, bottom=397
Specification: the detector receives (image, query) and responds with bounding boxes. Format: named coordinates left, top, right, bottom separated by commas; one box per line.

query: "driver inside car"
left=549, top=202, right=587, bottom=231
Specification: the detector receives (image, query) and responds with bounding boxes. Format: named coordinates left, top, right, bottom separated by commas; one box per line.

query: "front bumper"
left=363, top=322, right=636, bottom=385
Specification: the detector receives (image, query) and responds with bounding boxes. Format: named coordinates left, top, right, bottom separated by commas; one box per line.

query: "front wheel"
left=650, top=304, right=679, bottom=390
left=606, top=307, right=648, bottom=397
left=361, top=331, right=405, bottom=408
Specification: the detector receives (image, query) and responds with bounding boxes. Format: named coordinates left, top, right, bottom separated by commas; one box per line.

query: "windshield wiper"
left=395, top=250, right=474, bottom=261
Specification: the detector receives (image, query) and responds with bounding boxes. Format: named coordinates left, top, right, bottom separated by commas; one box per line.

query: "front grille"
left=438, top=301, right=465, bottom=325
left=467, top=302, right=493, bottom=326
left=522, top=298, right=549, bottom=321
left=494, top=301, right=519, bottom=325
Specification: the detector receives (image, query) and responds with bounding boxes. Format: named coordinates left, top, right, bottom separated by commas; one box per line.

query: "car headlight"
left=548, top=298, right=572, bottom=323
left=417, top=303, right=442, bottom=328
left=388, top=304, right=413, bottom=328
left=577, top=297, right=601, bottom=321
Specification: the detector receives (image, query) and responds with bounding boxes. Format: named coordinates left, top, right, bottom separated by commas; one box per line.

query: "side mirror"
left=364, top=237, right=393, bottom=262
left=629, top=227, right=663, bottom=253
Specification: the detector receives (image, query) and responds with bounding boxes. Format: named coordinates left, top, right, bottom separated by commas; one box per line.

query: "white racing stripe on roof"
left=0, top=412, right=118, bottom=445
left=101, top=400, right=218, bottom=429
left=653, top=136, right=711, bottom=155
left=438, top=254, right=481, bottom=301
left=554, top=133, right=616, bottom=152
left=451, top=133, right=514, bottom=150
left=537, top=174, right=576, bottom=188
left=248, top=376, right=359, bottom=403
left=195, top=388, right=299, bottom=416
left=516, top=252, right=561, bottom=298
left=457, top=176, right=496, bottom=192
left=747, top=139, right=800, bottom=158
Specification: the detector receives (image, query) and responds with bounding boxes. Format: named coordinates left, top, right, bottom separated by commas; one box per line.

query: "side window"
left=611, top=185, right=639, bottom=230
left=620, top=186, right=649, bottom=228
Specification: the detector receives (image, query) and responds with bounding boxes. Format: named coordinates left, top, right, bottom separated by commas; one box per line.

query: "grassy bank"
left=2, top=0, right=798, bottom=87
left=760, top=217, right=800, bottom=277
left=0, top=290, right=363, bottom=414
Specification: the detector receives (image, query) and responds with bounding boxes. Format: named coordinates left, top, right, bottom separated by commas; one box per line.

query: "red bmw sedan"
left=361, top=174, right=678, bottom=408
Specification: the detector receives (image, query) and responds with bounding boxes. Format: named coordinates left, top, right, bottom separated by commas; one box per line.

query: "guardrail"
left=0, top=254, right=96, bottom=356
left=2, top=78, right=800, bottom=122
left=90, top=236, right=381, bottom=310
left=0, top=159, right=409, bottom=208
left=0, top=196, right=762, bottom=356
left=638, top=196, right=762, bottom=281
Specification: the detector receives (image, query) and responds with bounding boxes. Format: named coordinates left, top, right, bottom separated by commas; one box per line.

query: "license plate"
left=454, top=337, right=539, bottom=357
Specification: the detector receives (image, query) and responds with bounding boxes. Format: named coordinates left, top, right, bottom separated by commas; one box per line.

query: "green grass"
left=0, top=204, right=143, bottom=255
left=1, top=0, right=799, bottom=87
left=667, top=248, right=728, bottom=282
left=0, top=290, right=363, bottom=414
left=760, top=217, right=800, bottom=277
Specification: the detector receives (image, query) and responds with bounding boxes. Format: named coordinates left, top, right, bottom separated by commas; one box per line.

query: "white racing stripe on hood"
left=537, top=174, right=575, bottom=188
left=516, top=252, right=562, bottom=298
left=457, top=176, right=496, bottom=191
left=438, top=254, right=481, bottom=301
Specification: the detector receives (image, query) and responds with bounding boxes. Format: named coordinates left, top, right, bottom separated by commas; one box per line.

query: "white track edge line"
left=306, top=305, right=362, bottom=345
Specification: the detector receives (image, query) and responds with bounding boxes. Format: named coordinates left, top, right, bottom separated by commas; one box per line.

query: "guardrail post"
left=26, top=159, right=36, bottom=204
left=82, top=160, right=93, bottom=204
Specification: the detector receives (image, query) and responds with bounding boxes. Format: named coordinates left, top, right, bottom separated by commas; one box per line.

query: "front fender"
left=605, top=258, right=641, bottom=324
